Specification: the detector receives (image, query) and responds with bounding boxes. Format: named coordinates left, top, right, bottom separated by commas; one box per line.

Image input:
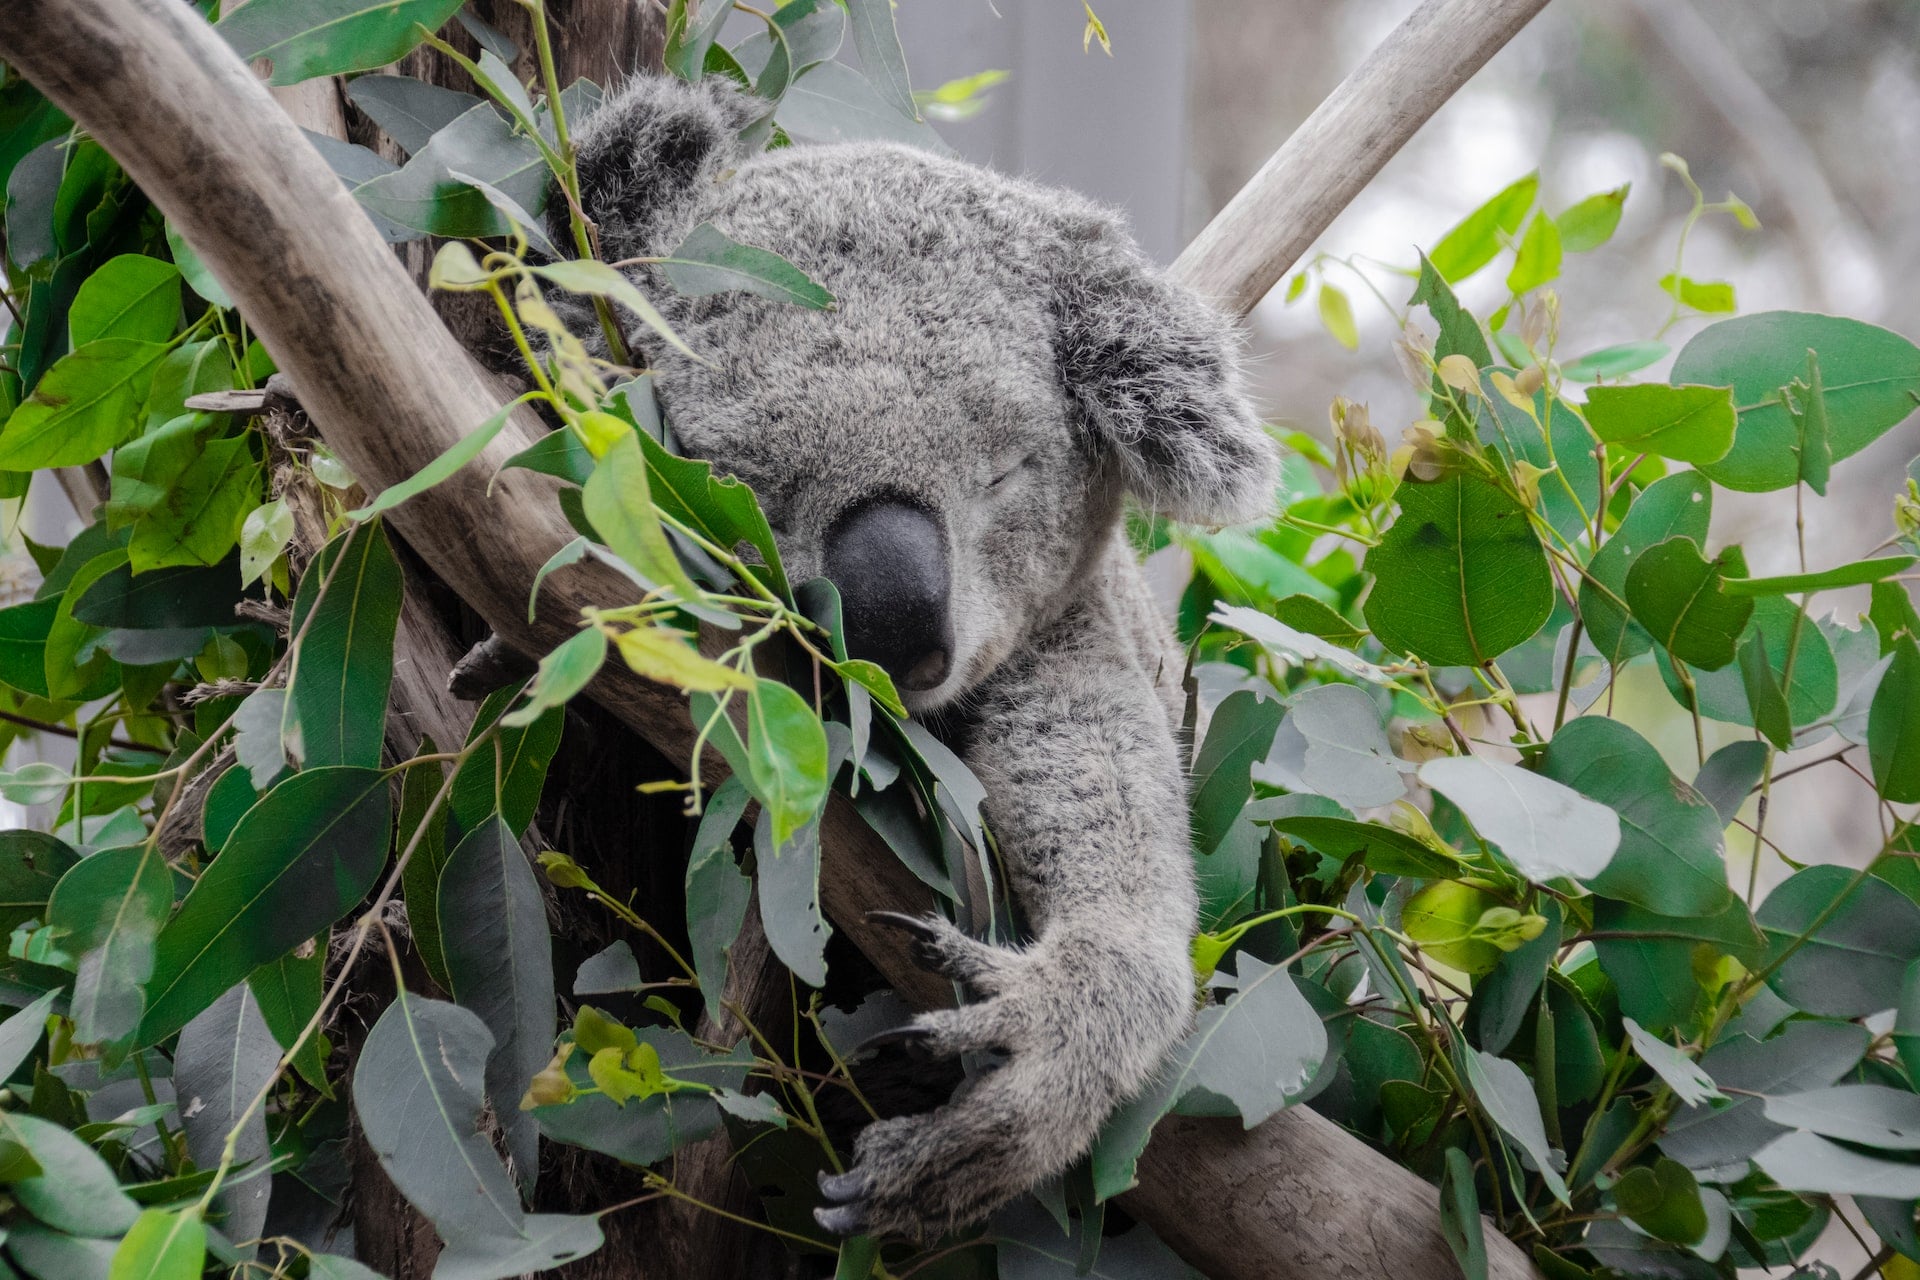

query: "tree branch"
left=0, top=1, right=1542, bottom=1275
left=1172, top=0, right=1552, bottom=317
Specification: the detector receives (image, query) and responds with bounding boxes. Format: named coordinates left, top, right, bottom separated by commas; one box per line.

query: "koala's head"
left=569, top=77, right=1276, bottom=711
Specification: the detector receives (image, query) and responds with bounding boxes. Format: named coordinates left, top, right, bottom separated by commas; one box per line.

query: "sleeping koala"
left=562, top=75, right=1277, bottom=1239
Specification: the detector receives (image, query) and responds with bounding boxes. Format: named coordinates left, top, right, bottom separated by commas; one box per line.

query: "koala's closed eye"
left=985, top=453, right=1037, bottom=491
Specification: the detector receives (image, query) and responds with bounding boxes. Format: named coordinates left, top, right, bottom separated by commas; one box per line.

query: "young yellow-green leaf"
left=350, top=399, right=517, bottom=521
left=0, top=339, right=166, bottom=469
left=288, top=522, right=403, bottom=769
left=501, top=626, right=607, bottom=730
left=1082, top=2, right=1111, bottom=54
left=139, top=767, right=393, bottom=1045
left=612, top=624, right=754, bottom=693
left=1316, top=282, right=1358, bottom=350
left=534, top=258, right=699, bottom=361
left=581, top=429, right=703, bottom=601
left=1871, top=633, right=1920, bottom=804
left=832, top=657, right=906, bottom=718
left=1429, top=173, right=1539, bottom=284
left=239, top=498, right=295, bottom=589
left=1403, top=881, right=1504, bottom=975
left=1362, top=473, right=1553, bottom=667
left=661, top=222, right=835, bottom=311
left=1625, top=537, right=1755, bottom=671
left=70, top=255, right=180, bottom=347
left=109, top=1208, right=205, bottom=1280
left=1582, top=383, right=1737, bottom=466
left=217, top=0, right=466, bottom=86
left=1555, top=184, right=1629, bottom=253
left=746, top=680, right=829, bottom=848
left=1505, top=212, right=1562, bottom=295
left=1676, top=312, right=1920, bottom=493
left=1660, top=273, right=1736, bottom=314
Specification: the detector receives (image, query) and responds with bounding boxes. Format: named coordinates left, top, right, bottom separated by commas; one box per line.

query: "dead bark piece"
left=0, top=2, right=1544, bottom=1275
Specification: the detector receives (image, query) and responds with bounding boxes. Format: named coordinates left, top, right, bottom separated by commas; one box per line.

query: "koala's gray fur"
left=562, top=74, right=1277, bottom=1239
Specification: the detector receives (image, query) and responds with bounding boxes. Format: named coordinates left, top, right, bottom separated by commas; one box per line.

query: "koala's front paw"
left=815, top=913, right=1188, bottom=1240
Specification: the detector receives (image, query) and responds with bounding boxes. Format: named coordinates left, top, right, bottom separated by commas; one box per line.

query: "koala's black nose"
left=824, top=500, right=953, bottom=693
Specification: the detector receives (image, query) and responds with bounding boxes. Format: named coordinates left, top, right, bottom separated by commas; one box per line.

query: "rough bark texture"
left=0, top=1, right=1547, bottom=1276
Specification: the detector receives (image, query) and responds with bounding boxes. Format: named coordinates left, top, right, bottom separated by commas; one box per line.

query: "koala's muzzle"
left=824, top=500, right=952, bottom=693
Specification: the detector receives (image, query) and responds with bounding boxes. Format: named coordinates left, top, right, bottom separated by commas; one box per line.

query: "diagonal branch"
left=0, top=0, right=1544, bottom=1275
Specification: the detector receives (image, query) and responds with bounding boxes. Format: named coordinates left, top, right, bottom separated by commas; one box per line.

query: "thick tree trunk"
left=0, top=1, right=1547, bottom=1276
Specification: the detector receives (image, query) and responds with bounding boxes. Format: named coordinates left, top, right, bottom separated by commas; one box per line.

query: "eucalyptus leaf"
left=1418, top=756, right=1620, bottom=882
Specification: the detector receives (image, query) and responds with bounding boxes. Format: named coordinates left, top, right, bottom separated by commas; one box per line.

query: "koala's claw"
left=815, top=1168, right=872, bottom=1236
left=864, top=910, right=1021, bottom=996
left=852, top=1023, right=936, bottom=1061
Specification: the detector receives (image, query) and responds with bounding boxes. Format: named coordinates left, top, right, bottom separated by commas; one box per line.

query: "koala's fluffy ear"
left=560, top=75, right=758, bottom=263
left=1052, top=217, right=1277, bottom=527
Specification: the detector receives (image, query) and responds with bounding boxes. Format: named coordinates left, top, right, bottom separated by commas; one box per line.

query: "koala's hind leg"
left=817, top=594, right=1198, bottom=1240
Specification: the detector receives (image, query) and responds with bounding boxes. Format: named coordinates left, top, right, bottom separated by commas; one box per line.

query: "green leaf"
left=1505, top=212, right=1561, bottom=294
left=453, top=687, right=564, bottom=836
left=1419, top=755, right=1620, bottom=882
left=531, top=259, right=696, bottom=362
left=1870, top=635, right=1920, bottom=802
left=502, top=430, right=593, bottom=487
left=0, top=989, right=60, bottom=1083
left=0, top=831, right=80, bottom=940
left=1467, top=899, right=1563, bottom=1054
left=1089, top=953, right=1325, bottom=1199
left=1429, top=173, right=1539, bottom=284
left=1362, top=473, right=1553, bottom=667
left=1659, top=273, right=1735, bottom=314
left=1622, top=1018, right=1721, bottom=1107
left=288, top=522, right=403, bottom=769
left=344, top=75, right=485, bottom=157
left=1756, top=865, right=1920, bottom=1017
left=755, top=804, right=829, bottom=989
left=108, top=1208, right=205, bottom=1280
left=1403, top=880, right=1505, bottom=975
left=139, top=767, right=393, bottom=1045
left=1725, top=555, right=1916, bottom=597
left=396, top=738, right=452, bottom=987
left=1261, top=813, right=1456, bottom=879
left=1674, top=312, right=1920, bottom=492
left=1659, top=1018, right=1869, bottom=1167
left=1316, top=282, right=1357, bottom=350
left=774, top=62, right=953, bottom=153
left=1580, top=473, right=1712, bottom=665
left=1666, top=593, right=1837, bottom=730
left=1560, top=340, right=1668, bottom=383
left=127, top=434, right=259, bottom=572
left=581, top=429, right=702, bottom=601
left=0, top=596, right=58, bottom=698
left=46, top=845, right=170, bottom=1052
left=1753, top=1129, right=1920, bottom=1199
left=664, top=0, right=734, bottom=80
left=73, top=555, right=243, bottom=631
left=1439, top=1147, right=1489, bottom=1280
left=248, top=942, right=330, bottom=1094
left=1188, top=690, right=1283, bottom=856
left=1, top=1112, right=140, bottom=1235
left=216, top=0, right=465, bottom=85
left=1411, top=252, right=1492, bottom=376
left=1541, top=717, right=1731, bottom=915
left=746, top=680, right=829, bottom=849
left=1464, top=1047, right=1569, bottom=1204
left=0, top=339, right=166, bottom=469
left=845, top=0, right=918, bottom=121
left=1267, top=595, right=1364, bottom=647
left=434, top=1214, right=604, bottom=1280
left=1477, top=372, right=1604, bottom=546
left=1582, top=384, right=1737, bottom=465
left=44, top=549, right=124, bottom=703
left=686, top=778, right=752, bottom=1027
left=1739, top=630, right=1793, bottom=750
left=352, top=992, right=525, bottom=1239
left=1614, top=1157, right=1707, bottom=1245
left=1592, top=895, right=1764, bottom=1033
left=439, top=815, right=554, bottom=1194
left=1625, top=537, right=1754, bottom=670
left=1762, top=1084, right=1920, bottom=1150
left=165, top=223, right=232, bottom=309
left=352, top=103, right=545, bottom=240
left=500, top=627, right=606, bottom=730
left=633, top=429, right=789, bottom=599
left=1788, top=350, right=1832, bottom=495
left=661, top=223, right=835, bottom=310
left=1269, top=683, right=1406, bottom=810
left=349, top=400, right=517, bottom=521
left=1556, top=184, right=1628, bottom=253
left=1898, top=960, right=1920, bottom=1086
left=173, top=984, right=277, bottom=1247
left=70, top=255, right=179, bottom=347
left=239, top=498, right=294, bottom=589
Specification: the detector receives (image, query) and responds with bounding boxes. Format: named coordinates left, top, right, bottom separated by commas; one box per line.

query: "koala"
left=561, top=75, right=1277, bottom=1240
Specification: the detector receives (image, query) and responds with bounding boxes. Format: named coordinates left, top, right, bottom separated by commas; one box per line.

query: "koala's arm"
left=819, top=578, right=1197, bottom=1238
